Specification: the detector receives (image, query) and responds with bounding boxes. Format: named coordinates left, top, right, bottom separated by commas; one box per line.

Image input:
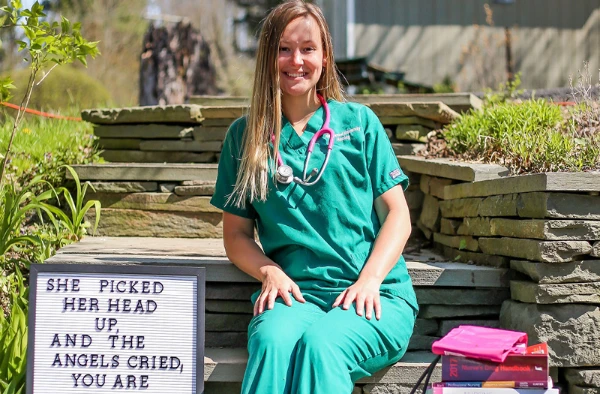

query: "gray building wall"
left=322, top=0, right=600, bottom=90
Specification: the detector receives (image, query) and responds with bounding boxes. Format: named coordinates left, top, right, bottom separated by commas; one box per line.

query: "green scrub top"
left=210, top=100, right=418, bottom=311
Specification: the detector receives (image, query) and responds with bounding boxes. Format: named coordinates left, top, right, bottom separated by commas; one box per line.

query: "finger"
left=365, top=296, right=374, bottom=320
left=267, top=288, right=278, bottom=311
left=291, top=285, right=306, bottom=303
left=259, top=290, right=270, bottom=315
left=254, top=291, right=267, bottom=316
left=280, top=288, right=293, bottom=307
left=342, top=290, right=356, bottom=310
left=332, top=290, right=347, bottom=308
left=355, top=293, right=366, bottom=316
left=374, top=296, right=382, bottom=320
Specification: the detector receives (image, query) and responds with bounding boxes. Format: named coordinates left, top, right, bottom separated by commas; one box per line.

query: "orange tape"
left=0, top=101, right=82, bottom=121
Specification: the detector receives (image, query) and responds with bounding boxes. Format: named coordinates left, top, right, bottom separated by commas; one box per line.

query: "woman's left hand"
left=332, top=277, right=382, bottom=320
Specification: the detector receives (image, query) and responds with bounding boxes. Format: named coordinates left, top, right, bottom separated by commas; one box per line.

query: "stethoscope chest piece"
left=276, top=165, right=294, bottom=184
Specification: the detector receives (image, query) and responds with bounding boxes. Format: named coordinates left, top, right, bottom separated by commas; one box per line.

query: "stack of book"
left=427, top=343, right=559, bottom=394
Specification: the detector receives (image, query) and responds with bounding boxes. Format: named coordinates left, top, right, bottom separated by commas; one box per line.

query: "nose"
left=291, top=49, right=303, bottom=66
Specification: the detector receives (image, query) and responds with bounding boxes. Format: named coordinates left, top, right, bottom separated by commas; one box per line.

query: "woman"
left=210, top=1, right=418, bottom=393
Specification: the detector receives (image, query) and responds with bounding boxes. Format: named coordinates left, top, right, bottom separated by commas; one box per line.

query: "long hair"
left=228, top=0, right=344, bottom=208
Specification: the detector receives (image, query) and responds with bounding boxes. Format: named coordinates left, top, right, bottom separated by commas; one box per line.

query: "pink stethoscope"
left=273, top=94, right=335, bottom=186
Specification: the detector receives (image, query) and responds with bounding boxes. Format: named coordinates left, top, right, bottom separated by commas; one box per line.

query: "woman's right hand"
left=254, top=265, right=306, bottom=316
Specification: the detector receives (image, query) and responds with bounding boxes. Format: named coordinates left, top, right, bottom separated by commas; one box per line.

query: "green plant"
left=41, top=165, right=100, bottom=241
left=0, top=268, right=28, bottom=394
left=443, top=99, right=599, bottom=173
left=484, top=73, right=524, bottom=106
left=0, top=176, right=58, bottom=261
left=0, top=111, right=101, bottom=187
left=0, top=0, right=99, bottom=188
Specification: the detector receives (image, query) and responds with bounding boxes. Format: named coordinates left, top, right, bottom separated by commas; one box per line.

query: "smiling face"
left=278, top=16, right=326, bottom=100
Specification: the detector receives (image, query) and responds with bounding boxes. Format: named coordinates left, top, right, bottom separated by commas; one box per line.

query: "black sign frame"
left=27, top=263, right=205, bottom=393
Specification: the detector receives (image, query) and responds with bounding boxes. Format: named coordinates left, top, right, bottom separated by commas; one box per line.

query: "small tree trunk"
left=139, top=21, right=219, bottom=106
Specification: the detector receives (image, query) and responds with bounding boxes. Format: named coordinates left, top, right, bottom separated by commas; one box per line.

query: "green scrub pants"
left=241, top=291, right=417, bottom=394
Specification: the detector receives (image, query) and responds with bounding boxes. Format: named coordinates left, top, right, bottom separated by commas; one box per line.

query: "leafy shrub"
left=0, top=268, right=28, bottom=394
left=442, top=99, right=599, bottom=173
left=4, top=65, right=112, bottom=112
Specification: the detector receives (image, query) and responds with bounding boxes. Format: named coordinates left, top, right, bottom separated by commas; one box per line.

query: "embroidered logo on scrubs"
left=389, top=169, right=402, bottom=179
left=335, top=127, right=360, bottom=142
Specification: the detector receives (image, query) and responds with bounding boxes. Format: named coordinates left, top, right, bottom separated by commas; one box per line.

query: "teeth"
left=287, top=73, right=306, bottom=77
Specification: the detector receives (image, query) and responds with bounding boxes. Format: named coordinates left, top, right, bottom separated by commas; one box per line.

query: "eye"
left=304, top=47, right=316, bottom=52
left=279, top=46, right=290, bottom=52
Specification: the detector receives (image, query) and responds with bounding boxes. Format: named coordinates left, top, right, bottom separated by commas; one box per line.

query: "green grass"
left=0, top=110, right=102, bottom=187
left=443, top=99, right=600, bottom=173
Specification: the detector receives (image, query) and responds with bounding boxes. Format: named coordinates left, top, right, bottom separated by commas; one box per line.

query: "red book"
left=441, top=343, right=549, bottom=383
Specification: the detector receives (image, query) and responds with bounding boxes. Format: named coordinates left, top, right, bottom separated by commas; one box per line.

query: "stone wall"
left=81, top=96, right=476, bottom=164
left=402, top=157, right=600, bottom=392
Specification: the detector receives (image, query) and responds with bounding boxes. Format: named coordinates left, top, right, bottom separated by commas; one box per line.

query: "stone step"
left=398, top=156, right=509, bottom=182
left=69, top=163, right=218, bottom=182
left=188, top=93, right=483, bottom=113
left=47, top=237, right=509, bottom=288
left=204, top=348, right=440, bottom=385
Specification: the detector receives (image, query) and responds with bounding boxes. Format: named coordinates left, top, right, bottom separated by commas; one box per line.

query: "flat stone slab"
left=569, top=386, right=600, bottom=394
left=368, top=102, right=460, bottom=123
left=58, top=236, right=227, bottom=256
left=414, top=319, right=438, bottom=335
left=437, top=319, right=499, bottom=336
left=200, top=106, right=247, bottom=119
left=392, top=143, right=426, bottom=156
left=202, top=118, right=238, bottom=127
left=439, top=197, right=482, bottom=218
left=206, top=300, right=253, bottom=314
left=592, top=241, right=600, bottom=258
left=94, top=124, right=195, bottom=139
left=69, top=164, right=218, bottom=181
left=101, top=150, right=216, bottom=163
left=380, top=116, right=437, bottom=128
left=564, top=368, right=600, bottom=388
left=97, top=138, right=142, bottom=150
left=510, top=280, right=600, bottom=304
left=86, top=208, right=223, bottom=238
left=204, top=348, right=440, bottom=384
left=191, top=127, right=228, bottom=142
left=479, top=238, right=592, bottom=263
left=420, top=175, right=453, bottom=199
left=414, top=287, right=509, bottom=305
left=82, top=105, right=203, bottom=124
left=189, top=95, right=249, bottom=106
left=398, top=156, right=509, bottom=182
left=518, top=192, right=600, bottom=220
left=86, top=192, right=221, bottom=213
left=419, top=195, right=441, bottom=232
left=395, top=125, right=431, bottom=142
left=88, top=182, right=158, bottom=193
left=511, top=259, right=600, bottom=284
left=418, top=305, right=501, bottom=318
left=51, top=237, right=509, bottom=287
left=444, top=172, right=600, bottom=200
left=500, top=300, right=600, bottom=367
left=190, top=92, right=482, bottom=113
left=439, top=245, right=510, bottom=268
left=459, top=218, right=600, bottom=240
left=139, top=140, right=223, bottom=152
left=350, top=93, right=482, bottom=113
left=433, top=233, right=480, bottom=252
left=174, top=182, right=216, bottom=196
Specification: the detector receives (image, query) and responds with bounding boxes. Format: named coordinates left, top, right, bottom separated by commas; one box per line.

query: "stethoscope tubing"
left=274, top=94, right=334, bottom=186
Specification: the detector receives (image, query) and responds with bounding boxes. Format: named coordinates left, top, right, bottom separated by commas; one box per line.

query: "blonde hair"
left=228, top=0, right=344, bottom=208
